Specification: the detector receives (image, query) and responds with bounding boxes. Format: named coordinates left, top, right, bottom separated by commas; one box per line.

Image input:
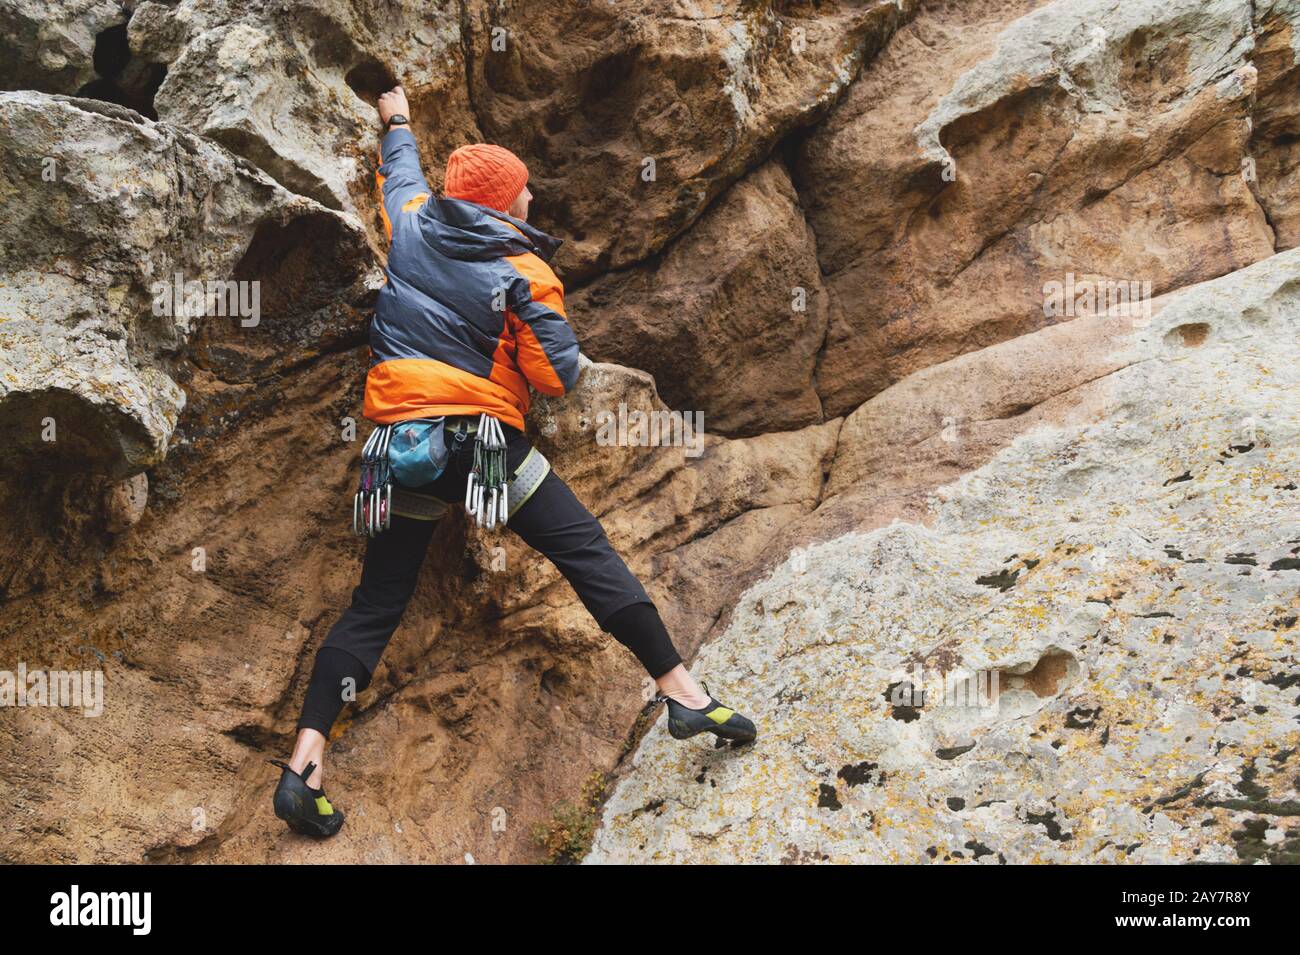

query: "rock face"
left=0, top=0, right=1297, bottom=865
left=0, top=353, right=838, bottom=864
left=570, top=161, right=827, bottom=437
left=589, top=248, right=1300, bottom=864
left=797, top=0, right=1280, bottom=418
left=34, top=0, right=920, bottom=262
left=0, top=0, right=125, bottom=94
left=0, top=91, right=366, bottom=479
left=463, top=0, right=919, bottom=281
left=1252, top=0, right=1300, bottom=248
left=138, top=0, right=478, bottom=215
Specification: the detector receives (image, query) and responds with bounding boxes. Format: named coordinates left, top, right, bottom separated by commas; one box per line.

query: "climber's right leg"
left=297, top=512, right=438, bottom=741
left=274, top=513, right=437, bottom=837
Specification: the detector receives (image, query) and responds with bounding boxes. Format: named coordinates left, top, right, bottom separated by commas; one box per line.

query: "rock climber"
left=271, top=85, right=756, bottom=838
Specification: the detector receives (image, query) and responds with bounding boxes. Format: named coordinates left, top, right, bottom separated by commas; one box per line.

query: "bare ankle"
left=655, top=664, right=711, bottom=709
left=289, top=729, right=328, bottom=788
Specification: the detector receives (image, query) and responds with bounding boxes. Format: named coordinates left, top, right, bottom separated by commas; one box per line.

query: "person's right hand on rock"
left=378, top=86, right=410, bottom=127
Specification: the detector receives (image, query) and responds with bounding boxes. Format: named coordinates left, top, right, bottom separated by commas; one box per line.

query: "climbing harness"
left=465, top=413, right=509, bottom=529
left=389, top=486, right=449, bottom=522
left=506, top=446, right=549, bottom=518
left=352, top=414, right=552, bottom=536
left=453, top=414, right=550, bottom=528
left=352, top=423, right=394, bottom=537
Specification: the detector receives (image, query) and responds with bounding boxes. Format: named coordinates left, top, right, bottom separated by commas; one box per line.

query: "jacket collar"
left=419, top=197, right=562, bottom=263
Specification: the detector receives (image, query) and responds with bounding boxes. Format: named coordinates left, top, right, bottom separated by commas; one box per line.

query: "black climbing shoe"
left=661, top=686, right=757, bottom=744
left=270, top=759, right=345, bottom=838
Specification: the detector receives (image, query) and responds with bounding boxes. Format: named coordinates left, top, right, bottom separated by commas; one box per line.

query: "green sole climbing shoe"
left=271, top=759, right=345, bottom=839
left=663, top=690, right=757, bottom=744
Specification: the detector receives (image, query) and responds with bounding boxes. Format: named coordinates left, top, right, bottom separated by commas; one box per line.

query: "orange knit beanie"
left=444, top=143, right=529, bottom=213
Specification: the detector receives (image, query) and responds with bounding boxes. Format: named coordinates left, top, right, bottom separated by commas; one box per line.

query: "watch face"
left=388, top=115, right=408, bottom=126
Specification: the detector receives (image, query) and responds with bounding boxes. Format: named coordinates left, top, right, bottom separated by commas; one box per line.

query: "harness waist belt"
left=388, top=447, right=550, bottom=522
left=507, top=447, right=550, bottom=519
left=390, top=487, right=450, bottom=522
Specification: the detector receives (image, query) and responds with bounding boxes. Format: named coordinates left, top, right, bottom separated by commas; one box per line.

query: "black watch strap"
left=384, top=114, right=409, bottom=130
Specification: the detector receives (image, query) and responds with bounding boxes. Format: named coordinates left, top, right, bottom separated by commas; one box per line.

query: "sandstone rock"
left=1250, top=0, right=1300, bottom=249
left=127, top=0, right=484, bottom=224
left=796, top=0, right=1283, bottom=419
left=465, top=0, right=918, bottom=280
left=0, top=356, right=838, bottom=863
left=104, top=472, right=148, bottom=533
left=587, top=247, right=1300, bottom=864
left=570, top=161, right=826, bottom=437
left=107, top=1, right=919, bottom=269
left=2, top=0, right=1296, bottom=869
left=0, top=91, right=367, bottom=478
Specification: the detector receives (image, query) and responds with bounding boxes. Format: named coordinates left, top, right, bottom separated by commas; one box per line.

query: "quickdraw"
left=464, top=413, right=509, bottom=529
left=352, top=423, right=394, bottom=537
left=353, top=414, right=535, bottom=537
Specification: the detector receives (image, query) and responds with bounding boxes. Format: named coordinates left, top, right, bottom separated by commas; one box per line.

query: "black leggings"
left=297, top=421, right=682, bottom=735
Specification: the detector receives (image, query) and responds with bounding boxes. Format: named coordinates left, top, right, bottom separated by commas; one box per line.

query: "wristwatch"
left=384, top=114, right=409, bottom=130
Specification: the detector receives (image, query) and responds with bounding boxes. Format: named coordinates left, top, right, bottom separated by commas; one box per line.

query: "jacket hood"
left=417, top=197, right=562, bottom=264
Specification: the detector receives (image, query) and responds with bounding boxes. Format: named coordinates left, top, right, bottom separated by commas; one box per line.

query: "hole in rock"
left=186, top=211, right=366, bottom=382
left=76, top=21, right=166, bottom=120
left=1164, top=322, right=1209, bottom=348
left=0, top=389, right=151, bottom=481
left=998, top=649, right=1080, bottom=699
left=1080, top=185, right=1110, bottom=208
left=232, top=212, right=361, bottom=318
left=345, top=58, right=399, bottom=105
left=539, top=666, right=567, bottom=695
left=564, top=48, right=643, bottom=145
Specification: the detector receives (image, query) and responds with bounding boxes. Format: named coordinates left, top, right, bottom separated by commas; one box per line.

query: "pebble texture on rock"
left=588, top=250, right=1300, bottom=864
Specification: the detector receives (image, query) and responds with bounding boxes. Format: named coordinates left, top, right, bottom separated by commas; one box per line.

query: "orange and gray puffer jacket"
left=364, top=127, right=580, bottom=430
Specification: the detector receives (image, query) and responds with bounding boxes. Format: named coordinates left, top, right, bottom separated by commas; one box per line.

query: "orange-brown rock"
left=570, top=161, right=827, bottom=437
left=796, top=0, right=1279, bottom=418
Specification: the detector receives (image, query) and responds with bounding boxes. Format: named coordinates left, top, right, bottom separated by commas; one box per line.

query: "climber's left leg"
left=505, top=468, right=670, bottom=666
left=292, top=511, right=438, bottom=743
left=507, top=466, right=756, bottom=742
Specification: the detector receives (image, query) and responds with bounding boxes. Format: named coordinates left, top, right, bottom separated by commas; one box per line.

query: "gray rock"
left=134, top=0, right=472, bottom=212
left=0, top=0, right=126, bottom=94
left=587, top=247, right=1300, bottom=864
left=914, top=0, right=1257, bottom=170
left=104, top=471, right=148, bottom=532
left=0, top=91, right=364, bottom=477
